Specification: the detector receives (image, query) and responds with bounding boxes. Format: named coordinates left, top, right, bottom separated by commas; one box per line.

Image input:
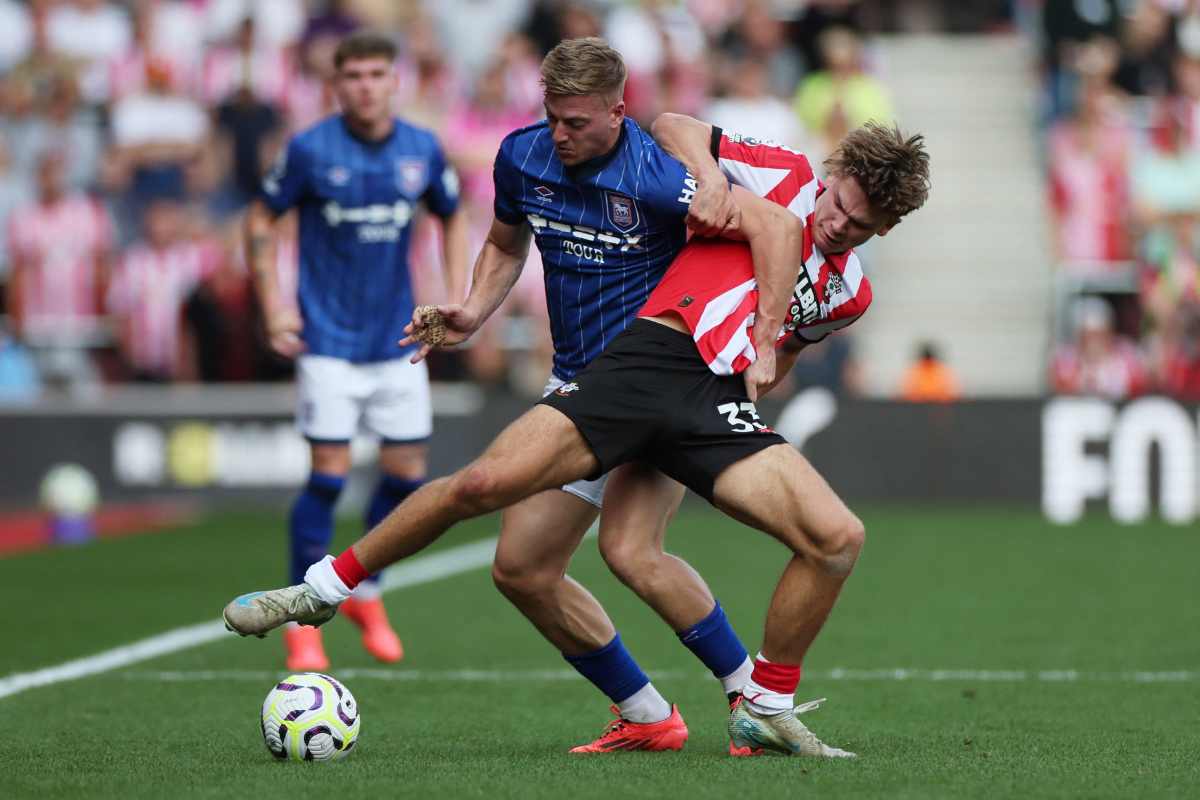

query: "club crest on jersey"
left=555, top=382, right=580, bottom=396
left=605, top=192, right=639, bottom=231
left=395, top=158, right=427, bottom=198
left=823, top=272, right=844, bottom=302
left=327, top=166, right=351, bottom=186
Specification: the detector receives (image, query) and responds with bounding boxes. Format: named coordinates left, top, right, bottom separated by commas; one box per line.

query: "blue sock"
left=358, top=474, right=424, bottom=589
left=676, top=599, right=749, bottom=681
left=289, top=472, right=346, bottom=585
left=563, top=632, right=650, bottom=704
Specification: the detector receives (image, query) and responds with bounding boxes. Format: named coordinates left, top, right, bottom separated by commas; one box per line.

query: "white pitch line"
left=0, top=526, right=595, bottom=702
left=114, top=668, right=1200, bottom=684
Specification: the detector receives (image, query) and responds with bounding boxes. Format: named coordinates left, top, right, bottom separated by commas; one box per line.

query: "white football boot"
left=222, top=584, right=336, bottom=638
left=728, top=697, right=857, bottom=757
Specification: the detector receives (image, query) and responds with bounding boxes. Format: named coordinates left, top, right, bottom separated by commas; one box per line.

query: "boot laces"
left=780, top=697, right=830, bottom=749
left=259, top=586, right=321, bottom=616
left=598, top=706, right=627, bottom=738
left=793, top=697, right=826, bottom=715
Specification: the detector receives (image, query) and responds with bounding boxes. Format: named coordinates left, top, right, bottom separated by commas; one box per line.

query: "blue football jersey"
left=261, top=115, right=460, bottom=363
left=494, top=119, right=696, bottom=380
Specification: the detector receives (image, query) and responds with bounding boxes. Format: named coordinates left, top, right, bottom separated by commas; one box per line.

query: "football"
left=260, top=673, right=360, bottom=761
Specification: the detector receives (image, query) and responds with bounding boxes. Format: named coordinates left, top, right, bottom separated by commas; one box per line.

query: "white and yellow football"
left=260, top=673, right=360, bottom=761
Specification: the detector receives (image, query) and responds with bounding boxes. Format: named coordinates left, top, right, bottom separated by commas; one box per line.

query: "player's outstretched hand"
left=267, top=308, right=306, bottom=358
left=743, top=347, right=777, bottom=403
left=687, top=179, right=740, bottom=238
left=400, top=303, right=479, bottom=363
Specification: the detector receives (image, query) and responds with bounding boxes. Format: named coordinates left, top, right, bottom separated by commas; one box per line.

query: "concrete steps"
left=854, top=34, right=1053, bottom=397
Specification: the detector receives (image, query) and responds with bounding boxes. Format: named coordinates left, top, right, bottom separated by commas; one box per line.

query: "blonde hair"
left=825, top=121, right=930, bottom=219
left=540, top=37, right=627, bottom=102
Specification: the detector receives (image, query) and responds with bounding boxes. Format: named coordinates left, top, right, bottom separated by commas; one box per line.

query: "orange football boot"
left=728, top=693, right=764, bottom=756
left=283, top=623, right=329, bottom=672
left=569, top=705, right=689, bottom=753
left=339, top=596, right=404, bottom=663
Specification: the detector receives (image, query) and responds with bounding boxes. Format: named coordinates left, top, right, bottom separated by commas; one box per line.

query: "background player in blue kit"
left=244, top=32, right=468, bottom=672
left=398, top=39, right=790, bottom=751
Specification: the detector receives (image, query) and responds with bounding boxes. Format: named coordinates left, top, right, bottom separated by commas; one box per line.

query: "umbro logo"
left=327, top=166, right=351, bottom=186
left=534, top=186, right=554, bottom=201
left=678, top=296, right=694, bottom=308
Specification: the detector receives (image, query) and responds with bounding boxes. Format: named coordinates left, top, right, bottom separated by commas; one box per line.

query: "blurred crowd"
left=0, top=0, right=1010, bottom=403
left=1040, top=0, right=1200, bottom=402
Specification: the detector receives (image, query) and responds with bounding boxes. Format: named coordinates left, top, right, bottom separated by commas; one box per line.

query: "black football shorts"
left=539, top=318, right=790, bottom=502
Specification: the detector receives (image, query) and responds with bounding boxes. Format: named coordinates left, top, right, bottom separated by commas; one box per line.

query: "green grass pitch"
left=1, top=504, right=1198, bottom=799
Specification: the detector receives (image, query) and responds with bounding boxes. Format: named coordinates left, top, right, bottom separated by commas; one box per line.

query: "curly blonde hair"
left=825, top=121, right=931, bottom=219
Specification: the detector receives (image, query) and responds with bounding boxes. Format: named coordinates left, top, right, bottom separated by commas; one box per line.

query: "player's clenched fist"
left=687, top=174, right=741, bottom=238
left=266, top=307, right=306, bottom=358
left=399, top=303, right=479, bottom=363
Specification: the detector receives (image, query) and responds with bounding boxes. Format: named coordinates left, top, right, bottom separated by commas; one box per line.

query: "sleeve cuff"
left=710, top=126, right=722, bottom=161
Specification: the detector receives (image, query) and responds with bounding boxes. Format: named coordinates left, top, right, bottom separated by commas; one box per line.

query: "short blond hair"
left=540, top=37, right=626, bottom=102
left=825, top=121, right=930, bottom=219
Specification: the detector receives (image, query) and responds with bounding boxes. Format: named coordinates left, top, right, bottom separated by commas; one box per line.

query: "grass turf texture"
left=1, top=506, right=1197, bottom=799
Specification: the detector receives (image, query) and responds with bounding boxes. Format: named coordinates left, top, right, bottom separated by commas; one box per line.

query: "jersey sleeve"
left=715, top=130, right=815, bottom=202
left=639, top=144, right=695, bottom=224
left=793, top=260, right=872, bottom=344
left=492, top=133, right=524, bottom=226
left=259, top=137, right=309, bottom=215
left=422, top=138, right=461, bottom=218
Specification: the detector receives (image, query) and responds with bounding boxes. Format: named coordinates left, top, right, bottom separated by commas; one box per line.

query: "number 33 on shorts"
left=717, top=402, right=775, bottom=434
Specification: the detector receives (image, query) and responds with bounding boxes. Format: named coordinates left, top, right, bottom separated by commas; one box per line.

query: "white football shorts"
left=544, top=376, right=607, bottom=507
left=297, top=354, right=432, bottom=444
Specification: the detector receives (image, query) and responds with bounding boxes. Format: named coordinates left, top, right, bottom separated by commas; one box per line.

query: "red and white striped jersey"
left=638, top=132, right=871, bottom=375
left=107, top=241, right=219, bottom=377
left=6, top=193, right=113, bottom=342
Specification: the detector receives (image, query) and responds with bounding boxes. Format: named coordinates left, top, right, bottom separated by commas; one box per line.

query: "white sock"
left=719, top=655, right=754, bottom=696
left=351, top=580, right=382, bottom=602
left=617, top=683, right=672, bottom=724
left=304, top=555, right=353, bottom=604
left=743, top=685, right=793, bottom=715
left=743, top=652, right=796, bottom=716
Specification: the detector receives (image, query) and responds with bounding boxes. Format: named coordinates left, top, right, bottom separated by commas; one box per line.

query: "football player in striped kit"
left=225, top=43, right=931, bottom=758
left=244, top=32, right=468, bottom=672
left=231, top=36, right=791, bottom=752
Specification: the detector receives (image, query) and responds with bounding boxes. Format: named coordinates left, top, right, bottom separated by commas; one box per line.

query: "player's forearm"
left=740, top=201, right=803, bottom=354
left=650, top=113, right=725, bottom=187
left=245, top=201, right=282, bottom=315
left=759, top=341, right=804, bottom=398
left=440, top=210, right=470, bottom=303
left=460, top=224, right=530, bottom=330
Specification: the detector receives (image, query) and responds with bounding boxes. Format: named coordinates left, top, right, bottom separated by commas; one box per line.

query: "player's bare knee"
left=599, top=536, right=658, bottom=591
left=491, top=558, right=557, bottom=603
left=452, top=462, right=503, bottom=512
left=821, top=514, right=864, bottom=579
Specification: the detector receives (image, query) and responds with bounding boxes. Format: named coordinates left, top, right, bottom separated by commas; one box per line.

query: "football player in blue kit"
left=244, top=32, right=468, bottom=672
left=395, top=38, right=787, bottom=751
left=226, top=36, right=819, bottom=752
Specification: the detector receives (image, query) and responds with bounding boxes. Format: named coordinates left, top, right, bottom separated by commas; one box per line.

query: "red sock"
left=749, top=656, right=802, bottom=695
left=332, top=548, right=371, bottom=589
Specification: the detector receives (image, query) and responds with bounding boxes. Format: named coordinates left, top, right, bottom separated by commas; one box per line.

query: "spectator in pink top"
left=200, top=17, right=293, bottom=110
left=6, top=151, right=113, bottom=347
left=6, top=151, right=113, bottom=387
left=104, top=4, right=198, bottom=104
left=106, top=199, right=218, bottom=381
left=1050, top=296, right=1149, bottom=399
left=1047, top=73, right=1132, bottom=266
